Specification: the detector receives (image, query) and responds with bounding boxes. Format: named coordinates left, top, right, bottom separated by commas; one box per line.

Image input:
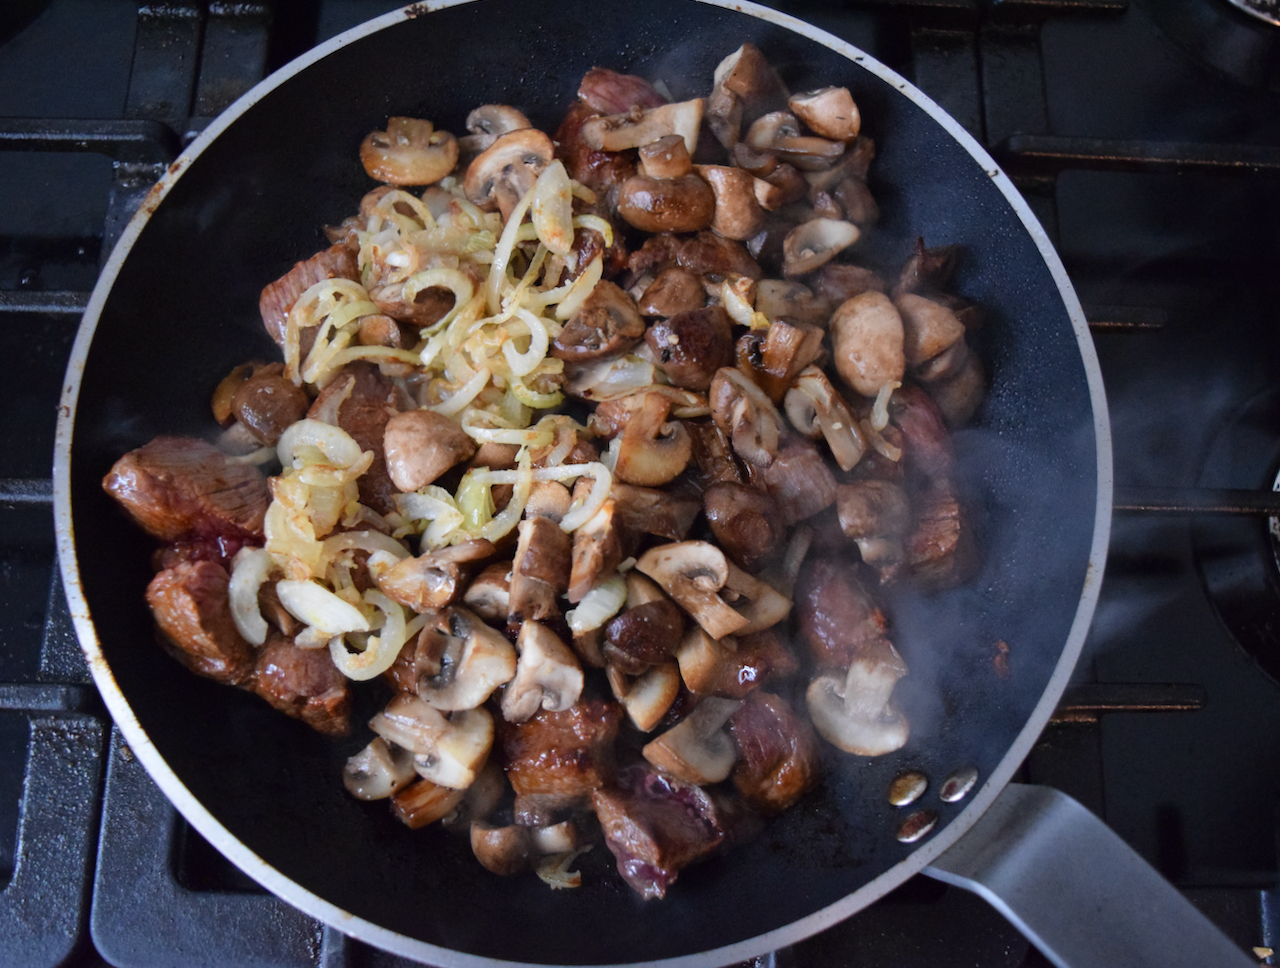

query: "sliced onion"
left=563, top=355, right=656, bottom=400
left=394, top=485, right=465, bottom=548
left=531, top=462, right=612, bottom=533
left=554, top=254, right=603, bottom=321
left=503, top=308, right=550, bottom=377
left=565, top=573, right=627, bottom=633
left=531, top=160, right=575, bottom=256
left=320, top=529, right=411, bottom=561
left=870, top=380, right=900, bottom=432
left=228, top=547, right=274, bottom=646
left=330, top=589, right=408, bottom=681
left=276, top=579, right=370, bottom=635
left=430, top=366, right=492, bottom=418
left=277, top=418, right=364, bottom=471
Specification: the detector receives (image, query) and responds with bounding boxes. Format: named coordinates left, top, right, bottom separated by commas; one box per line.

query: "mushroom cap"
left=635, top=540, right=748, bottom=640
left=614, top=661, right=682, bottom=732
left=829, top=290, right=906, bottom=398
left=463, top=128, right=555, bottom=210
left=466, top=103, right=532, bottom=137
left=551, top=279, right=646, bottom=362
left=606, top=393, right=694, bottom=488
left=789, top=87, right=861, bottom=142
left=782, top=218, right=860, bottom=278
left=343, top=737, right=416, bottom=800
left=461, top=562, right=511, bottom=625
left=360, top=117, right=459, bottom=187
left=470, top=822, right=533, bottom=876
left=696, top=164, right=766, bottom=241
left=616, top=173, right=716, bottom=234
left=645, top=306, right=735, bottom=392
left=383, top=409, right=477, bottom=493
left=638, top=135, right=693, bottom=180
left=895, top=292, right=966, bottom=366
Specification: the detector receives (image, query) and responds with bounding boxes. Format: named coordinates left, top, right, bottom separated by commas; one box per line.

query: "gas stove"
left=2, top=1, right=1278, bottom=965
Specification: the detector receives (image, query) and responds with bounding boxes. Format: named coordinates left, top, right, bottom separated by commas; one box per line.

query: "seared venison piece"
left=794, top=556, right=892, bottom=670
left=307, top=363, right=402, bottom=514
left=591, top=765, right=728, bottom=900
left=891, top=384, right=954, bottom=486
left=729, top=690, right=819, bottom=815
left=259, top=240, right=360, bottom=352
left=252, top=632, right=352, bottom=736
left=104, top=437, right=269, bottom=543
left=145, top=560, right=255, bottom=686
left=905, top=485, right=978, bottom=590
left=700, top=628, right=799, bottom=699
left=500, top=698, right=621, bottom=822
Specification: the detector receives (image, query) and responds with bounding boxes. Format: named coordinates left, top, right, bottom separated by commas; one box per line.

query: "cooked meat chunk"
left=761, top=440, right=837, bottom=526
left=551, top=280, right=645, bottom=363
left=592, top=765, right=727, bottom=899
left=500, top=698, right=621, bottom=811
left=259, top=241, right=360, bottom=352
left=577, top=67, right=668, bottom=115
left=891, top=384, right=954, bottom=485
left=104, top=436, right=269, bottom=543
left=730, top=690, right=819, bottom=815
left=645, top=306, right=735, bottom=391
left=145, top=560, right=255, bottom=685
left=795, top=556, right=891, bottom=669
left=252, top=632, right=352, bottom=736
left=703, top=481, right=784, bottom=571
left=307, top=363, right=402, bottom=514
left=905, top=484, right=977, bottom=590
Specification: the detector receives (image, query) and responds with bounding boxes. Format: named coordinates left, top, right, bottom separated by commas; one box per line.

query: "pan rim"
left=52, top=0, right=1113, bottom=964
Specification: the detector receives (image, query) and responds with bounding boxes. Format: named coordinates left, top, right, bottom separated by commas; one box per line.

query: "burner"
left=1134, top=0, right=1279, bottom=87
left=1192, top=386, right=1280, bottom=685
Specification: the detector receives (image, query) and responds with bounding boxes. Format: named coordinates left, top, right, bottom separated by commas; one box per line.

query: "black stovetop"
left=3, top=1, right=1280, bottom=965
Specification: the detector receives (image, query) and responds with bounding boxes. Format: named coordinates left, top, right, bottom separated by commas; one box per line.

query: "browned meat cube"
left=103, top=437, right=269, bottom=543
left=252, top=633, right=351, bottom=736
left=145, top=560, right=255, bottom=686
left=704, top=629, right=799, bottom=699
left=307, top=362, right=402, bottom=514
left=729, top=690, right=819, bottom=815
left=500, top=698, right=621, bottom=811
left=591, top=766, right=727, bottom=899
left=905, top=484, right=977, bottom=590
left=794, top=557, right=891, bottom=670
left=259, top=241, right=360, bottom=351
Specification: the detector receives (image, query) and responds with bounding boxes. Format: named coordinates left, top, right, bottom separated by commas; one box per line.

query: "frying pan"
left=51, top=2, right=1250, bottom=965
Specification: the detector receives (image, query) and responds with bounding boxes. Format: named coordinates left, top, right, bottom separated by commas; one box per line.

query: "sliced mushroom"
left=708, top=366, right=787, bottom=469
left=342, top=736, right=416, bottom=800
left=895, top=293, right=966, bottom=368
left=638, top=134, right=693, bottom=180
left=467, top=104, right=532, bottom=138
left=744, top=111, right=844, bottom=171
left=501, top=621, right=585, bottom=723
left=635, top=540, right=748, bottom=640
left=414, top=607, right=517, bottom=711
left=642, top=696, right=742, bottom=785
left=383, top=409, right=477, bottom=493
left=604, top=392, right=694, bottom=487
left=369, top=692, right=449, bottom=754
left=391, top=778, right=466, bottom=829
left=735, top=318, right=826, bottom=401
left=645, top=306, right=735, bottom=392
left=711, top=42, right=790, bottom=133
left=412, top=706, right=494, bottom=790
left=753, top=163, right=808, bottom=211
left=806, top=639, right=910, bottom=756
left=461, top=563, right=511, bottom=624
left=612, top=660, right=682, bottom=732
left=926, top=350, right=986, bottom=428
left=829, top=290, right=906, bottom=398
left=674, top=626, right=730, bottom=696
left=696, top=164, right=765, bottom=241
left=788, top=87, right=861, bottom=142
left=568, top=498, right=626, bottom=603
left=376, top=539, right=496, bottom=613
left=508, top=515, right=572, bottom=624
left=470, top=822, right=533, bottom=876
left=463, top=128, right=556, bottom=220
left=551, top=279, right=646, bottom=363
left=611, top=482, right=701, bottom=542
left=723, top=561, right=791, bottom=635
left=753, top=279, right=829, bottom=327
left=782, top=218, right=860, bottom=277
left=784, top=365, right=866, bottom=472
left=360, top=118, right=459, bottom=187
left=580, top=98, right=704, bottom=157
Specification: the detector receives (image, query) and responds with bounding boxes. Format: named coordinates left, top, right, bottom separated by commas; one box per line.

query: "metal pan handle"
left=924, top=783, right=1255, bottom=968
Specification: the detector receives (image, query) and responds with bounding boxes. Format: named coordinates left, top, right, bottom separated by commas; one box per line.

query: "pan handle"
left=923, top=783, right=1256, bottom=968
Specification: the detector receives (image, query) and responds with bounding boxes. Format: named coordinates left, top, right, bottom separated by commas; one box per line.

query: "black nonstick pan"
left=52, top=1, right=1249, bottom=965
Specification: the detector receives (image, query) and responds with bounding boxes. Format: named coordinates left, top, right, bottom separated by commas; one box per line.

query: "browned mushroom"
left=471, top=822, right=533, bottom=876
left=783, top=365, right=866, bottom=472
left=828, top=290, right=906, bottom=398
left=580, top=98, right=704, bottom=157
left=551, top=280, right=646, bottom=363
left=806, top=638, right=910, bottom=756
left=752, top=163, right=808, bottom=212
left=602, top=598, right=684, bottom=673
left=229, top=364, right=310, bottom=446
left=782, top=218, right=860, bottom=277
left=744, top=111, right=844, bottom=171
left=708, top=366, right=787, bottom=469
left=616, top=171, right=716, bottom=235
left=605, top=393, right=693, bottom=488
left=696, top=164, right=765, bottom=241
left=788, top=87, right=861, bottom=142
left=635, top=540, right=748, bottom=640
left=414, top=606, right=517, bottom=710
left=508, top=516, right=572, bottom=624
left=376, top=539, right=496, bottom=613
left=644, top=306, right=735, bottom=392
left=383, top=409, right=477, bottom=493
left=642, top=696, right=742, bottom=784
left=637, top=266, right=706, bottom=317
left=753, top=280, right=830, bottom=327
left=360, top=117, right=459, bottom=186
left=461, top=563, right=511, bottom=625
left=638, top=134, right=693, bottom=180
